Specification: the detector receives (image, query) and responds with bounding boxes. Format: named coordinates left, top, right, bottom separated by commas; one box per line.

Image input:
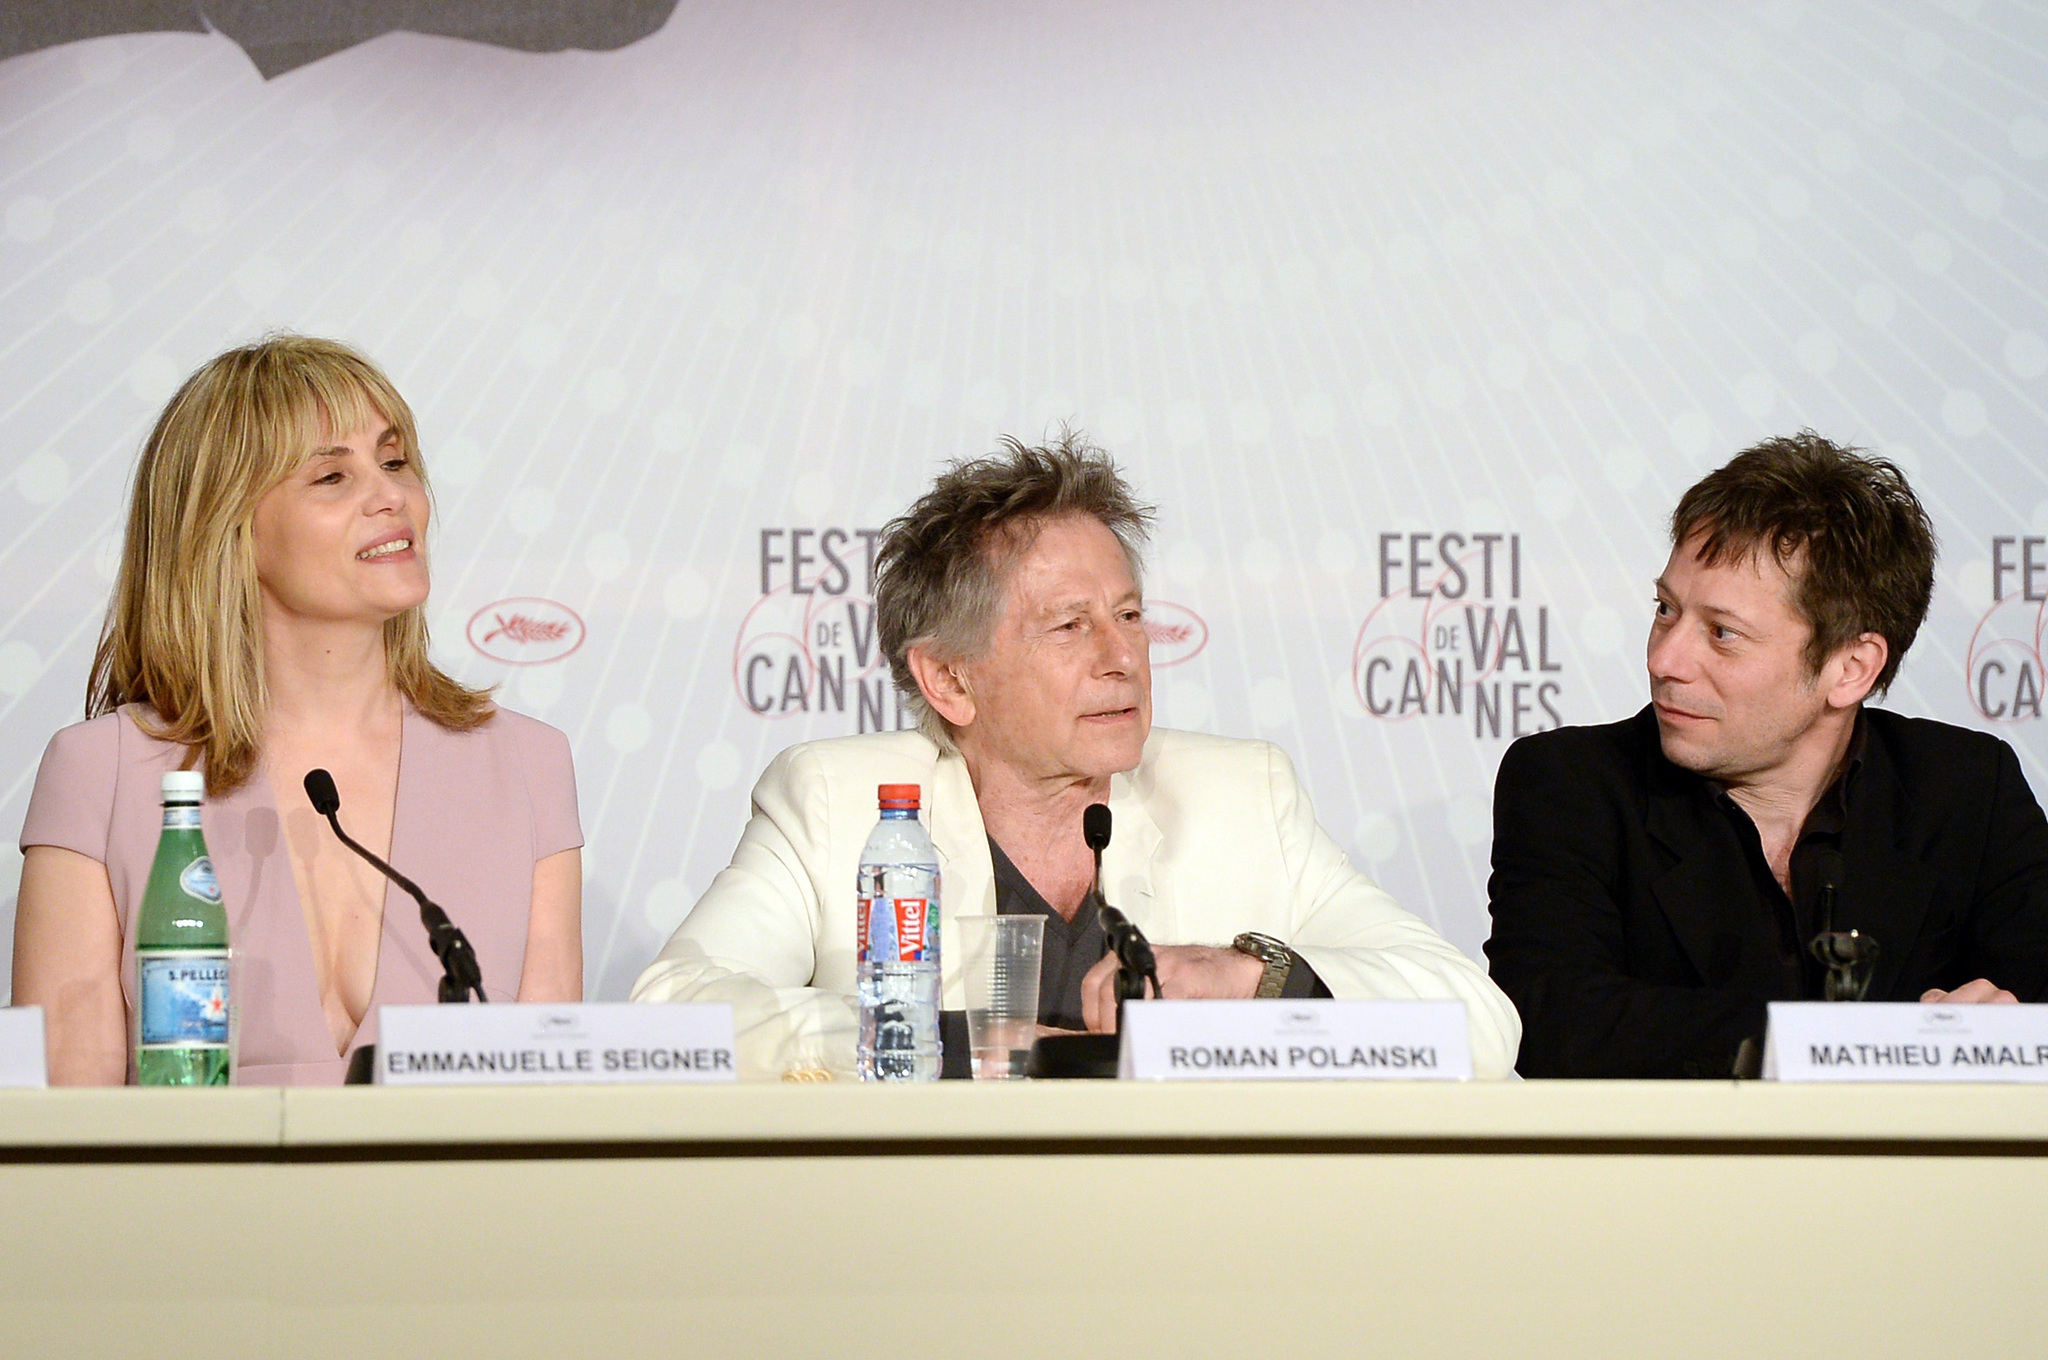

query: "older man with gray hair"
left=634, top=434, right=1520, bottom=1078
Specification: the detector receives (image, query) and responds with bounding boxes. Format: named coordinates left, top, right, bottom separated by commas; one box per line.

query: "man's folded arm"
left=1263, top=744, right=1524, bottom=1079
left=1485, top=736, right=1763, bottom=1078
left=631, top=745, right=858, bottom=1078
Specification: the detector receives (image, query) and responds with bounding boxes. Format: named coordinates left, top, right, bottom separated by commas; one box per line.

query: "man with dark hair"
left=1486, top=432, right=2048, bottom=1077
left=638, top=432, right=1520, bottom=1078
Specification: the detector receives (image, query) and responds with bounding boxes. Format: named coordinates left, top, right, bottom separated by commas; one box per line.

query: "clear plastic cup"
left=953, top=914, right=1045, bottom=1080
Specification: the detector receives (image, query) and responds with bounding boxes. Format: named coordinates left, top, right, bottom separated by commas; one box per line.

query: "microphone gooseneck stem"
left=1082, top=802, right=1151, bottom=1021
left=316, top=808, right=488, bottom=1004
left=318, top=810, right=423, bottom=905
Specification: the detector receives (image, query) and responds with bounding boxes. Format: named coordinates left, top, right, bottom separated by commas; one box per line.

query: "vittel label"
left=179, top=856, right=222, bottom=904
left=138, top=953, right=230, bottom=1046
left=858, top=896, right=933, bottom=962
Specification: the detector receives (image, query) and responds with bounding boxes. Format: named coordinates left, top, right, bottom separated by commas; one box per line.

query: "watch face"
left=1236, top=932, right=1287, bottom=962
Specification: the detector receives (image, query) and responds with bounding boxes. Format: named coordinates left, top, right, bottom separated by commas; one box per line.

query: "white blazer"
left=633, top=728, right=1521, bottom=1078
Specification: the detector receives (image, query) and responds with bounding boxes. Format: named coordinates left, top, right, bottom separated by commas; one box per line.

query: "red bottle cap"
left=877, top=783, right=921, bottom=809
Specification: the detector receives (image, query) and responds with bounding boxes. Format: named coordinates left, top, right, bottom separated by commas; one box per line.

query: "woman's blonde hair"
left=87, top=334, right=492, bottom=795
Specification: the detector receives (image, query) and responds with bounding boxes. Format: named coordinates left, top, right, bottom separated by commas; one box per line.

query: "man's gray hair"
left=875, top=430, right=1155, bottom=748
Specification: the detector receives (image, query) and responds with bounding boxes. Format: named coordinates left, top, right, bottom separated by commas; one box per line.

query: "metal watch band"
left=1233, top=932, right=1293, bottom=999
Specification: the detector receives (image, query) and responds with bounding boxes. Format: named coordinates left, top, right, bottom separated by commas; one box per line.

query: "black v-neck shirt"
left=1710, top=716, right=1868, bottom=999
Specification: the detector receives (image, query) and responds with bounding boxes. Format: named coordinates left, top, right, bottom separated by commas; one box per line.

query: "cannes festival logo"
left=468, top=598, right=586, bottom=665
left=1968, top=536, right=2048, bottom=721
left=1144, top=602, right=1209, bottom=667
left=1353, top=532, right=1564, bottom=738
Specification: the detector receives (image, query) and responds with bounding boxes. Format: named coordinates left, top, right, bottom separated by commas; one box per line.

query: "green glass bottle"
left=135, top=771, right=231, bottom=1085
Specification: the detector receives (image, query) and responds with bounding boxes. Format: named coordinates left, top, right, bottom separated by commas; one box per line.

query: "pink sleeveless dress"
left=19, top=703, right=582, bottom=1085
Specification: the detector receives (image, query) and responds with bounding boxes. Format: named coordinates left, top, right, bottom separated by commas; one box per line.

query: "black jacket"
left=1485, top=705, right=2048, bottom=1078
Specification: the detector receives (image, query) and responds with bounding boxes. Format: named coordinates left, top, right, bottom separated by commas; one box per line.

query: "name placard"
left=1764, top=1002, right=2048, bottom=1083
left=1117, top=998, right=1472, bottom=1082
left=0, top=1007, right=47, bottom=1089
left=375, top=1003, right=737, bottom=1086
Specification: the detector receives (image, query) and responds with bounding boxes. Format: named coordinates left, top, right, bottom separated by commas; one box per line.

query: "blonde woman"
left=13, top=336, right=582, bottom=1084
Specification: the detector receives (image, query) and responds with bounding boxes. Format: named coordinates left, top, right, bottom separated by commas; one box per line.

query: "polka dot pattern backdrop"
left=3, top=1, right=2046, bottom=999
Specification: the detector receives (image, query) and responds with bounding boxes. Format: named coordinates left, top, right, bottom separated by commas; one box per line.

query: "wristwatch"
left=1232, top=932, right=1294, bottom=999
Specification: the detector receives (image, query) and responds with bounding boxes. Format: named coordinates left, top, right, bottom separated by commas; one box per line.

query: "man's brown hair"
left=1670, top=430, right=1936, bottom=695
left=874, top=430, right=1155, bottom=747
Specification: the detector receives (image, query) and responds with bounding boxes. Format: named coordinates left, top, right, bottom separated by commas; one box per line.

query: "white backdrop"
left=4, top=0, right=2047, bottom=1002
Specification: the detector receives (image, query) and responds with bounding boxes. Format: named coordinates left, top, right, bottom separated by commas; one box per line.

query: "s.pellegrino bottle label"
left=136, top=770, right=231, bottom=1085
left=138, top=951, right=230, bottom=1046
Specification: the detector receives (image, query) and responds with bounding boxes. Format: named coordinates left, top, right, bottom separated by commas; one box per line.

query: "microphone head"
left=1083, top=803, right=1112, bottom=852
left=1817, top=848, right=1846, bottom=889
left=303, top=768, right=341, bottom=816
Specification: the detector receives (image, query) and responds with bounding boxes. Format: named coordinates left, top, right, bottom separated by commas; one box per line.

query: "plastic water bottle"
left=857, top=783, right=941, bottom=1081
left=135, top=771, right=231, bottom=1085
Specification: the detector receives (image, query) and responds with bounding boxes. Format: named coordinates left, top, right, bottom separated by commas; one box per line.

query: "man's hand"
left=1920, top=978, right=2020, bottom=1004
left=1079, top=944, right=1266, bottom=1033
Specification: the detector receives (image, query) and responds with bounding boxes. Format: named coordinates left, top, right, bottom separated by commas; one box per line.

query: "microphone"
left=1082, top=803, right=1160, bottom=1012
left=1022, top=803, right=1149, bottom=1079
left=303, top=769, right=488, bottom=1005
left=1083, top=802, right=1111, bottom=909
left=1098, top=901, right=1162, bottom=1010
left=1806, top=849, right=1876, bottom=1002
left=1814, top=849, right=1845, bottom=935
